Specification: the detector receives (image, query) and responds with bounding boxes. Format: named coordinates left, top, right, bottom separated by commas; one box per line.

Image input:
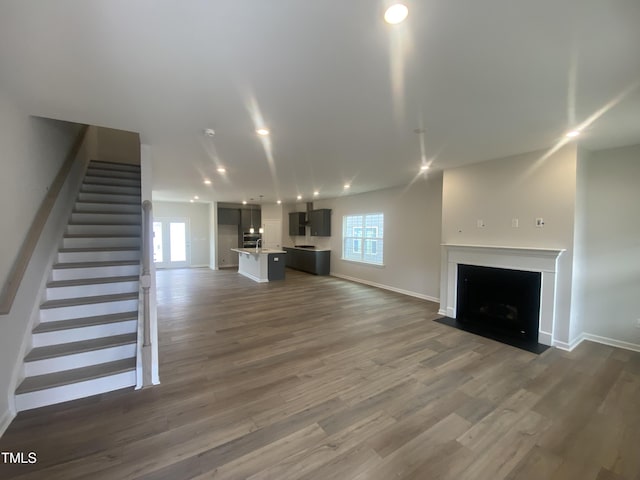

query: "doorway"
left=153, top=217, right=190, bottom=268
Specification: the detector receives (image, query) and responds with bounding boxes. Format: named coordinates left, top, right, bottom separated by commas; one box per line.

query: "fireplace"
left=438, top=244, right=565, bottom=351
left=456, top=264, right=541, bottom=343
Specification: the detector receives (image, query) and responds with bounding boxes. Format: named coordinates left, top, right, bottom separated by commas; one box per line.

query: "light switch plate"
left=512, top=218, right=519, bottom=228
left=536, top=218, right=544, bottom=227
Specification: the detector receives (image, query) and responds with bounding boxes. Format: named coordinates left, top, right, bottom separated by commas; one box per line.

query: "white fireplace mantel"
left=439, top=244, right=565, bottom=346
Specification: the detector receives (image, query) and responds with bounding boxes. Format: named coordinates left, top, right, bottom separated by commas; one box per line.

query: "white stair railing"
left=140, top=200, right=153, bottom=387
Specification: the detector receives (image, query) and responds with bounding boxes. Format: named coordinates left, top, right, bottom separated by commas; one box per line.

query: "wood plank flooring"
left=1, top=267, right=640, bottom=479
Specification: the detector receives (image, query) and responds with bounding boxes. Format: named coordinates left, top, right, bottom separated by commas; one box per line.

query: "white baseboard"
left=238, top=271, right=267, bottom=283
left=581, top=333, right=640, bottom=353
left=553, top=333, right=585, bottom=352
left=0, top=408, right=15, bottom=438
left=437, top=309, right=447, bottom=316
left=330, top=273, right=439, bottom=304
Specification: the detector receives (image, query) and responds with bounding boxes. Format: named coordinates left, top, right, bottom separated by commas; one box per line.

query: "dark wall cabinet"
left=240, top=208, right=261, bottom=233
left=288, top=212, right=307, bottom=236
left=283, top=247, right=330, bottom=275
left=218, top=208, right=240, bottom=225
left=308, top=209, right=331, bottom=236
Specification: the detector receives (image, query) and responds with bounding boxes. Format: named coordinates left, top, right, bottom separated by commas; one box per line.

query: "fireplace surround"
left=439, top=244, right=565, bottom=347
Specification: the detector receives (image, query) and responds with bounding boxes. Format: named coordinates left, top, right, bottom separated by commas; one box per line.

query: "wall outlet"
left=536, top=218, right=544, bottom=227
left=477, top=219, right=485, bottom=228
left=512, top=218, right=519, bottom=228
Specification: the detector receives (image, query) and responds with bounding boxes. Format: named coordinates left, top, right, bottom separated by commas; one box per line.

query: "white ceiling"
left=1, top=0, right=639, bottom=204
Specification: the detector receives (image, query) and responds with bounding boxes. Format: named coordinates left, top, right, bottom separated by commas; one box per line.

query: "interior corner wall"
left=0, top=92, right=84, bottom=296
left=312, top=174, right=443, bottom=302
left=153, top=201, right=210, bottom=267
left=96, top=127, right=141, bottom=165
left=441, top=145, right=578, bottom=345
left=577, top=144, right=640, bottom=349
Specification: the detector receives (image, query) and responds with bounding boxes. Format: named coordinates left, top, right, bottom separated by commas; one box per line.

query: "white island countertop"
left=231, top=248, right=287, bottom=282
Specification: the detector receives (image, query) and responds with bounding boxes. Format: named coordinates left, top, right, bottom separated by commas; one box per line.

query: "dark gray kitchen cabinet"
left=240, top=208, right=261, bottom=233
left=307, top=209, right=331, bottom=236
left=217, top=208, right=240, bottom=225
left=288, top=212, right=306, bottom=236
left=283, top=247, right=330, bottom=275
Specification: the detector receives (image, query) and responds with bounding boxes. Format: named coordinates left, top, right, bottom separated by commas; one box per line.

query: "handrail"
left=0, top=125, right=89, bottom=315
left=140, top=200, right=153, bottom=386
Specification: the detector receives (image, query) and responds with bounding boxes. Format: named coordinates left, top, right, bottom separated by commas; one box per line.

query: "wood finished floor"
left=2, top=268, right=640, bottom=480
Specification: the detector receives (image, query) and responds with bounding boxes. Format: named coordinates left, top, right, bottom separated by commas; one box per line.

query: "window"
left=342, top=213, right=384, bottom=265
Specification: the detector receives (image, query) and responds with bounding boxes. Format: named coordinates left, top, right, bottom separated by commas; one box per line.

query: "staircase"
left=15, top=160, right=143, bottom=411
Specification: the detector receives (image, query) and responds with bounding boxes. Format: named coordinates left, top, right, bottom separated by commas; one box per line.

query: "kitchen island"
left=231, top=248, right=287, bottom=283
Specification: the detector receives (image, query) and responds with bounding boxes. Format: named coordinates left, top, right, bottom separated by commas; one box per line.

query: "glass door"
left=153, top=217, right=190, bottom=268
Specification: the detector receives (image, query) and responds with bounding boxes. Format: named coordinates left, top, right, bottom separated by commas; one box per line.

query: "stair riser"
left=63, top=237, right=141, bottom=249
left=25, top=344, right=136, bottom=376
left=77, top=192, right=141, bottom=204
left=74, top=202, right=141, bottom=214
left=58, top=250, right=140, bottom=263
left=67, top=224, right=141, bottom=236
left=46, top=281, right=139, bottom=301
left=33, top=320, right=138, bottom=347
left=83, top=176, right=141, bottom=187
left=52, top=264, right=139, bottom=281
left=15, top=370, right=136, bottom=412
left=71, top=212, right=141, bottom=225
left=89, top=161, right=141, bottom=173
left=82, top=184, right=141, bottom=195
left=86, top=168, right=141, bottom=179
left=40, top=299, right=139, bottom=322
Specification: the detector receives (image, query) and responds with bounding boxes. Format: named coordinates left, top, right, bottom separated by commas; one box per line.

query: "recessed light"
left=565, top=130, right=581, bottom=138
left=277, top=200, right=282, bottom=205
left=296, top=195, right=302, bottom=200
left=420, top=165, right=429, bottom=171
left=384, top=4, right=408, bottom=24
left=344, top=184, right=351, bottom=189
left=204, top=179, right=212, bottom=185
left=190, top=199, right=194, bottom=203
left=256, top=128, right=270, bottom=136
left=313, top=191, right=319, bottom=196
left=203, top=128, right=215, bottom=137
left=217, top=167, right=226, bottom=173
left=242, top=200, right=247, bottom=205
left=194, top=196, right=199, bottom=200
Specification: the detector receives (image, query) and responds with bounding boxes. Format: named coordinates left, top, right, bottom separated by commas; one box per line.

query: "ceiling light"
left=277, top=200, right=282, bottom=205
left=313, top=191, right=319, bottom=196
left=203, top=128, right=215, bottom=137
left=256, top=128, right=270, bottom=136
left=204, top=179, right=212, bottom=185
left=194, top=196, right=199, bottom=200
left=384, top=4, right=409, bottom=24
left=296, top=195, right=302, bottom=200
left=344, top=184, right=351, bottom=189
left=217, top=167, right=226, bottom=173
left=190, top=199, right=194, bottom=203
left=242, top=200, right=247, bottom=205
left=420, top=165, right=429, bottom=171
left=565, top=130, right=581, bottom=138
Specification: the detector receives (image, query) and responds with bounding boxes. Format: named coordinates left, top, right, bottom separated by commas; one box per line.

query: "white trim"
left=0, top=408, right=15, bottom=437
left=189, top=264, right=210, bottom=268
left=582, top=333, right=640, bottom=353
left=331, top=273, right=439, bottom=303
left=553, top=333, right=585, bottom=351
left=238, top=270, right=268, bottom=283
left=339, top=258, right=386, bottom=268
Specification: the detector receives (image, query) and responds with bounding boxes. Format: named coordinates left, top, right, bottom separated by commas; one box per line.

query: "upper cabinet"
left=218, top=208, right=240, bottom=225
left=289, top=212, right=306, bottom=236
left=308, top=209, right=331, bottom=236
left=240, top=208, right=261, bottom=233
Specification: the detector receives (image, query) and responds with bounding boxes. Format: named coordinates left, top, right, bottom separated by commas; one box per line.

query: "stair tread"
left=47, top=275, right=139, bottom=288
left=89, top=160, right=140, bottom=169
left=25, top=333, right=137, bottom=362
left=75, top=200, right=141, bottom=206
left=16, top=358, right=136, bottom=394
left=53, top=260, right=139, bottom=269
left=83, top=182, right=140, bottom=188
left=59, top=247, right=140, bottom=253
left=72, top=211, right=141, bottom=216
left=68, top=222, right=141, bottom=226
left=64, top=234, right=141, bottom=238
left=33, top=311, right=138, bottom=333
left=41, top=292, right=138, bottom=309
left=79, top=189, right=141, bottom=197
left=86, top=170, right=141, bottom=177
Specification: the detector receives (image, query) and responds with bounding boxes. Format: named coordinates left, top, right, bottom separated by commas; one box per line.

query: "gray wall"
left=310, top=174, right=443, bottom=302
left=153, top=201, right=211, bottom=267
left=576, top=144, right=640, bottom=348
left=441, top=145, right=577, bottom=345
